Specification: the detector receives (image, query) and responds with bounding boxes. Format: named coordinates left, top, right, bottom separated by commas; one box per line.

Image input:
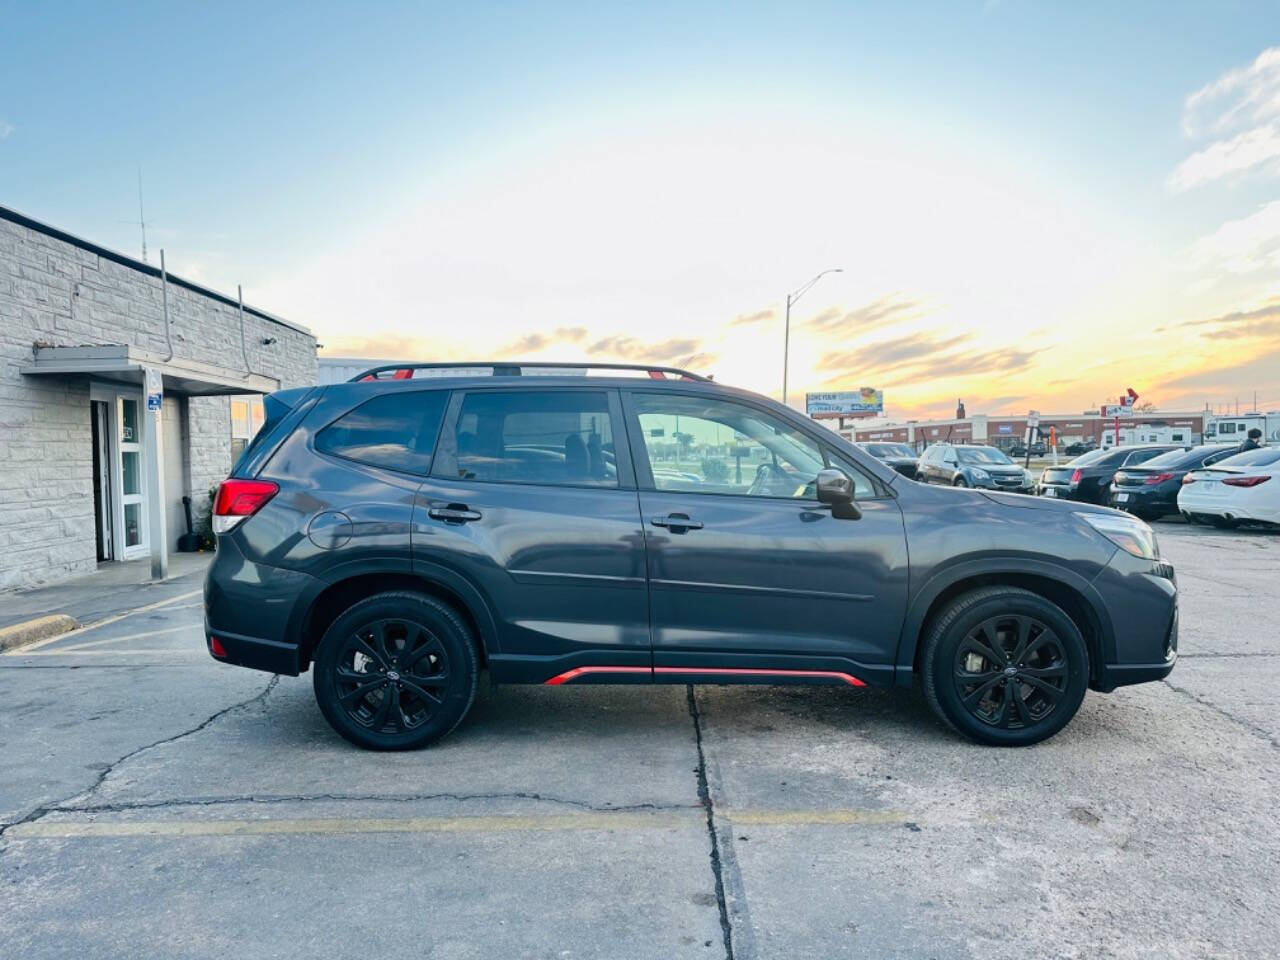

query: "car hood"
left=980, top=490, right=1114, bottom=516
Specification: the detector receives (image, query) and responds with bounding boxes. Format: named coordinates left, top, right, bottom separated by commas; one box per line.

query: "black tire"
left=1207, top=515, right=1239, bottom=529
left=952, top=477, right=968, bottom=487
left=921, top=587, right=1089, bottom=747
left=312, top=591, right=479, bottom=750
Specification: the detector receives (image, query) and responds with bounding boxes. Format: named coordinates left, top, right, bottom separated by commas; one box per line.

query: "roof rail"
left=348, top=361, right=712, bottom=383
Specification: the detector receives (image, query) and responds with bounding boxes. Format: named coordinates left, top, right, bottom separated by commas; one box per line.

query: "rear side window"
left=453, top=390, right=617, bottom=487
left=1124, top=448, right=1166, bottom=466
left=316, top=391, right=448, bottom=475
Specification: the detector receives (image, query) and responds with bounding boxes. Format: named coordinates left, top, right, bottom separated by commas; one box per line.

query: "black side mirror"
left=816, top=468, right=862, bottom=520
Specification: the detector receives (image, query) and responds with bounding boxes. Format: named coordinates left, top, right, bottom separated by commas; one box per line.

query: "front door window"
left=117, top=396, right=147, bottom=556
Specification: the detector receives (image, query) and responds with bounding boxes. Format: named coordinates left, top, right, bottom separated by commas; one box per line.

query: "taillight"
left=1222, top=476, right=1271, bottom=488
left=1070, top=469, right=1082, bottom=484
left=1182, top=475, right=1196, bottom=485
left=212, top=479, right=279, bottom=534
left=1144, top=473, right=1174, bottom=485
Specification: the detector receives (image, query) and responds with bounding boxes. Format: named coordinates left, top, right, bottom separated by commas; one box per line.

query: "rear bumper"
left=1110, top=487, right=1178, bottom=515
left=1179, top=492, right=1280, bottom=523
left=206, top=626, right=301, bottom=675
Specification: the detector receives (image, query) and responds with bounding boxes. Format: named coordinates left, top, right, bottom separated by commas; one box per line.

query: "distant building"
left=0, top=205, right=316, bottom=589
left=838, top=410, right=1205, bottom=449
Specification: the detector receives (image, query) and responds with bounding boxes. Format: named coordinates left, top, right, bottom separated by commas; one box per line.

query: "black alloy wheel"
left=951, top=614, right=1067, bottom=730
left=313, top=592, right=478, bottom=750
left=922, top=586, right=1089, bottom=746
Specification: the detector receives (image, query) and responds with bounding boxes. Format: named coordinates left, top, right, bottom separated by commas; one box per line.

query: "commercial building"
left=842, top=410, right=1206, bottom=449
left=0, top=205, right=316, bottom=590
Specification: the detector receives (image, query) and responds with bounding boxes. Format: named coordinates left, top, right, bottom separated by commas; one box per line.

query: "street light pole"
left=781, top=268, right=842, bottom=407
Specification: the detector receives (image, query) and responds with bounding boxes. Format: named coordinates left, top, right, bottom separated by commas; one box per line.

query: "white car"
left=1178, top=447, right=1280, bottom=527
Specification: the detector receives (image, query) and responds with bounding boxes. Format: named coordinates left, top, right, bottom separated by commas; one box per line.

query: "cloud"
left=816, top=329, right=972, bottom=374
left=1158, top=345, right=1280, bottom=391
left=729, top=308, right=774, bottom=327
left=1184, top=200, right=1280, bottom=276
left=1170, top=47, right=1280, bottom=190
left=0, top=121, right=12, bottom=140
left=805, top=293, right=928, bottom=338
left=1170, top=299, right=1280, bottom=342
left=499, top=326, right=588, bottom=354
left=888, top=345, right=1040, bottom=386
left=586, top=335, right=710, bottom=369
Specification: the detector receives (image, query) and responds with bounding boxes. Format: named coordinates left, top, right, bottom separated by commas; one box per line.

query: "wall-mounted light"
left=261, top=337, right=277, bottom=346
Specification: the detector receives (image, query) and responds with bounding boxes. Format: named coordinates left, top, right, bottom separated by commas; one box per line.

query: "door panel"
left=624, top=389, right=909, bottom=684
left=639, top=491, right=908, bottom=676
left=421, top=388, right=649, bottom=683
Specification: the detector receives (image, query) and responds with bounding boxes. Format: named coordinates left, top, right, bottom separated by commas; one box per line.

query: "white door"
left=115, top=393, right=148, bottom=560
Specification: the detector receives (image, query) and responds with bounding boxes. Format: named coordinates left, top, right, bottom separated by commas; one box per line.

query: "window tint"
left=454, top=391, right=617, bottom=487
left=1142, top=448, right=1201, bottom=469
left=632, top=393, right=874, bottom=499
left=1124, top=448, right=1167, bottom=466
left=1216, top=447, right=1280, bottom=467
left=316, top=391, right=447, bottom=474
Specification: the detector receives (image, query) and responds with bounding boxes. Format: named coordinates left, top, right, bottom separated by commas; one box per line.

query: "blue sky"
left=3, top=2, right=1277, bottom=416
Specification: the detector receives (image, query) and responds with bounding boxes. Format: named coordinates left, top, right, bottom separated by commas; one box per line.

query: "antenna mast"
left=137, top=168, right=148, bottom=263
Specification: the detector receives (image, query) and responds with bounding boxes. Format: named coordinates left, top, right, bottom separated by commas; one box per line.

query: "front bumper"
left=1090, top=548, right=1178, bottom=691
left=973, top=475, right=1035, bottom=493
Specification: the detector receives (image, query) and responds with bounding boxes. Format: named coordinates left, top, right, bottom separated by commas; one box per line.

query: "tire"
left=1207, top=515, right=1239, bottom=529
left=312, top=591, right=479, bottom=750
left=953, top=477, right=968, bottom=487
left=921, top=587, right=1089, bottom=747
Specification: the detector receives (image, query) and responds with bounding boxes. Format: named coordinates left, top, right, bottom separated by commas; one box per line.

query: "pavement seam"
left=0, top=674, right=279, bottom=842
left=1161, top=678, right=1280, bottom=750
left=687, top=684, right=736, bottom=960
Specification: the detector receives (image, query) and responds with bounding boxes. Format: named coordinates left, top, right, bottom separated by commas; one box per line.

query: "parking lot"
left=1, top=522, right=1277, bottom=960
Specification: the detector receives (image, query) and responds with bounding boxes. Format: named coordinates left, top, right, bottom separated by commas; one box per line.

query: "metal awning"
left=20, top=345, right=280, bottom=396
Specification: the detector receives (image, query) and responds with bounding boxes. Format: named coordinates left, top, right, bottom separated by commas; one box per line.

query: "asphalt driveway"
left=1, top=523, right=1277, bottom=959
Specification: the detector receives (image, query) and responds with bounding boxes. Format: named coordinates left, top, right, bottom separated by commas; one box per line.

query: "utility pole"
left=781, top=268, right=842, bottom=406
left=137, top=168, right=148, bottom=263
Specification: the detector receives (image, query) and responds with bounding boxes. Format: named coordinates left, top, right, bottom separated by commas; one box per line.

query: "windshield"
left=867, top=443, right=915, bottom=458
left=957, top=446, right=1013, bottom=465
left=1214, top=447, right=1280, bottom=468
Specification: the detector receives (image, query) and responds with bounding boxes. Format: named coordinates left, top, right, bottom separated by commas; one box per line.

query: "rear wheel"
left=313, top=591, right=478, bottom=750
left=921, top=587, right=1089, bottom=746
left=1207, top=515, right=1239, bottom=529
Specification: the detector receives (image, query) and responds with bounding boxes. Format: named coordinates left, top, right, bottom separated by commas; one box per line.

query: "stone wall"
left=0, top=209, right=316, bottom=589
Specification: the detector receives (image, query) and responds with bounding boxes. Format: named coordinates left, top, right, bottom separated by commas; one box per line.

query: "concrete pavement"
left=1, top=524, right=1278, bottom=959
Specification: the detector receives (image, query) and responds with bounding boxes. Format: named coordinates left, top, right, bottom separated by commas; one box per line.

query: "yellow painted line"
left=7, top=590, right=202, bottom=654
left=7, top=808, right=914, bottom=840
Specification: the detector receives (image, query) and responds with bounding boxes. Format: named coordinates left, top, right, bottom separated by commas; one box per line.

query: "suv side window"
left=452, top=390, right=618, bottom=487
left=630, top=392, right=875, bottom=499
left=315, top=390, right=448, bottom=474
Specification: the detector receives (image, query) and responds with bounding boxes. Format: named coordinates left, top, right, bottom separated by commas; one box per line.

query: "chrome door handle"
left=428, top=505, right=482, bottom=523
left=650, top=514, right=703, bottom=531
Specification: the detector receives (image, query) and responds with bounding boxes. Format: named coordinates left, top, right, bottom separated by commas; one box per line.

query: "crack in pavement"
left=1177, top=652, right=1280, bottom=659
left=54, top=792, right=700, bottom=816
left=688, top=684, right=737, bottom=960
left=1162, top=678, right=1280, bottom=750
left=0, top=675, right=279, bottom=841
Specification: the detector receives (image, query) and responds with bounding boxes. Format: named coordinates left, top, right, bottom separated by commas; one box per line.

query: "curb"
left=0, top=614, right=81, bottom=653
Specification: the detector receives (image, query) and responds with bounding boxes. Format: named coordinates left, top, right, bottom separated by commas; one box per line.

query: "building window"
left=230, top=397, right=265, bottom=461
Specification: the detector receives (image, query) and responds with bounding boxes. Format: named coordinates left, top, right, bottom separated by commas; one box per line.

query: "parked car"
left=1178, top=446, right=1280, bottom=528
left=1039, top=445, right=1184, bottom=504
left=856, top=441, right=919, bottom=479
left=1030, top=441, right=1047, bottom=456
left=1009, top=442, right=1028, bottom=458
left=1109, top=445, right=1240, bottom=521
left=1064, top=441, right=1096, bottom=456
left=205, top=361, right=1178, bottom=750
left=917, top=443, right=1035, bottom=492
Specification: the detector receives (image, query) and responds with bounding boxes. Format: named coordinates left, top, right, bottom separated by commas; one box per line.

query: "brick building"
left=0, top=205, right=316, bottom=590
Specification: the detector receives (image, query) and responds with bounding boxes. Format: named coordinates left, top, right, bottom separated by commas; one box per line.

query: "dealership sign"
left=806, top=388, right=884, bottom=419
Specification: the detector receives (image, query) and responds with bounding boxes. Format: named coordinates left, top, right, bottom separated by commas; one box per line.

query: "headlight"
left=969, top=468, right=990, bottom=480
left=1075, top=511, right=1160, bottom=560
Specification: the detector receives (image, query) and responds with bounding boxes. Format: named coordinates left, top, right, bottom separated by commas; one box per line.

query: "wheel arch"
left=895, top=560, right=1116, bottom=690
left=291, top=560, right=500, bottom=671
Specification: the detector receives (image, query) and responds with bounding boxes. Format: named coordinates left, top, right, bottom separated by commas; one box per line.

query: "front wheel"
left=921, top=587, right=1089, bottom=746
left=952, top=477, right=968, bottom=487
left=313, top=591, right=479, bottom=750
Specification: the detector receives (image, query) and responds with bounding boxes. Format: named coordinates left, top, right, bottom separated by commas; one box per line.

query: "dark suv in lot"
left=205, top=362, right=1178, bottom=750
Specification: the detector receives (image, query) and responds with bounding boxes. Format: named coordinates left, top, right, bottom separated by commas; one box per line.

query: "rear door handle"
left=650, top=513, right=703, bottom=531
left=428, top=504, right=482, bottom=524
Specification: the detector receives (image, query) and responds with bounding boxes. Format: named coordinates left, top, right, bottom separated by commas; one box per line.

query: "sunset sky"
left=3, top=2, right=1277, bottom=419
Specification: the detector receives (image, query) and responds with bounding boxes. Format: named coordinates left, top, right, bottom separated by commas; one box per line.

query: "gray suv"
left=918, top=443, right=1034, bottom=492
left=205, top=362, right=1178, bottom=750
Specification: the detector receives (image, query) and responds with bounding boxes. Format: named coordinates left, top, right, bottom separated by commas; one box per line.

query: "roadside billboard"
left=806, top=388, right=884, bottom=420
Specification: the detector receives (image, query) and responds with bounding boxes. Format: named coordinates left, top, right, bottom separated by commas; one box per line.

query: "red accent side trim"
left=543, top=666, right=652, bottom=685
left=654, top=667, right=865, bottom=687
